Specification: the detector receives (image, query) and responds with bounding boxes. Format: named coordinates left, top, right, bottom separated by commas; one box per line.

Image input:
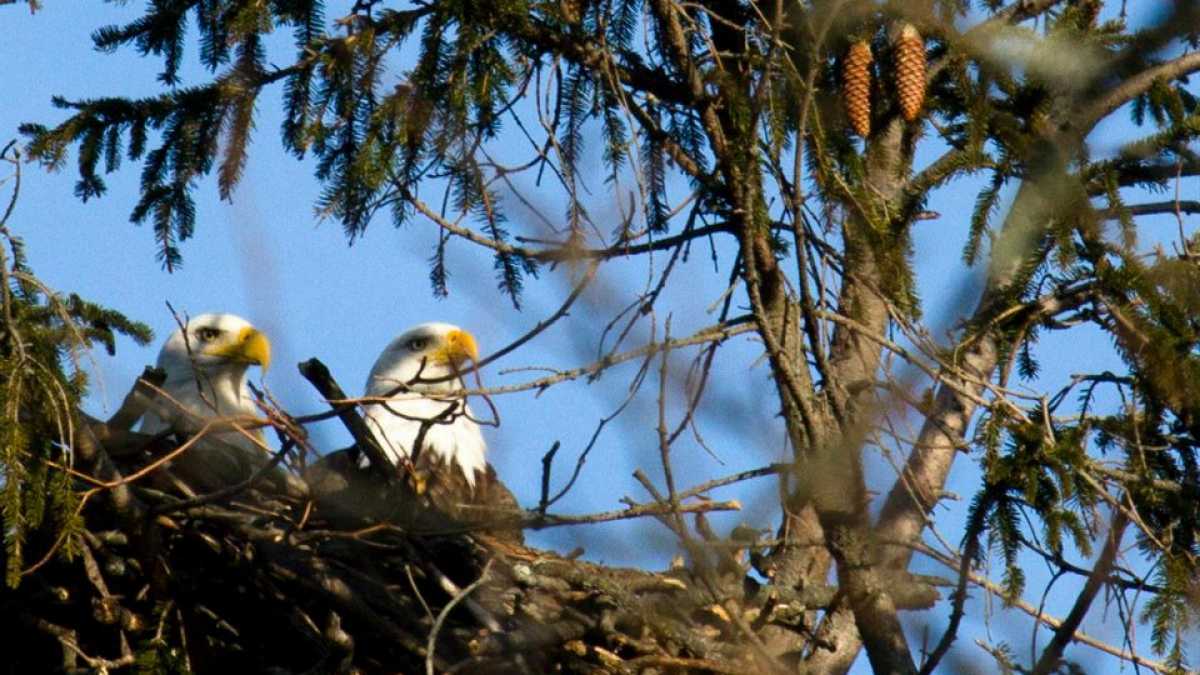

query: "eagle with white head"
left=362, top=322, right=486, bottom=483
left=140, top=313, right=300, bottom=495
left=361, top=322, right=521, bottom=541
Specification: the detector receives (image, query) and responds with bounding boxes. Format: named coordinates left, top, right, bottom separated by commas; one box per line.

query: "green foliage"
left=971, top=410, right=1103, bottom=606
left=15, top=0, right=952, bottom=310
left=966, top=165, right=1008, bottom=266
left=1141, top=558, right=1193, bottom=672
left=0, top=160, right=150, bottom=587
left=23, top=0, right=560, bottom=301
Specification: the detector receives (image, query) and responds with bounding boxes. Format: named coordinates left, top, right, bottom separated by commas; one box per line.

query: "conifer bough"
left=844, top=40, right=873, bottom=137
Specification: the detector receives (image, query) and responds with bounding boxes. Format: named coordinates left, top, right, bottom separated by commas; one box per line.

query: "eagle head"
left=366, top=322, right=479, bottom=395
left=157, top=313, right=271, bottom=381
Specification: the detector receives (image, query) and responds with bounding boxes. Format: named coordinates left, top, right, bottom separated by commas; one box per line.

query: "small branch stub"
left=844, top=40, right=873, bottom=137
left=895, top=24, right=926, bottom=122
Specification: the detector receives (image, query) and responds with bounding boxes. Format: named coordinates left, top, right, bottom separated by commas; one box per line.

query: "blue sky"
left=1, top=2, right=1188, bottom=671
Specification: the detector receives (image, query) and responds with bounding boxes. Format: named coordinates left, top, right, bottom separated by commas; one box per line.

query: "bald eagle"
left=140, top=313, right=301, bottom=496
left=360, top=322, right=523, bottom=542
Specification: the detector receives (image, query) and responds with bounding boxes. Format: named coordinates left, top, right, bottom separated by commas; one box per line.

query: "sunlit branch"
left=915, top=543, right=1174, bottom=674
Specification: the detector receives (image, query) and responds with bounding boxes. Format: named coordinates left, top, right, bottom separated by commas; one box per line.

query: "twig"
left=918, top=486, right=997, bottom=674
left=655, top=316, right=684, bottom=532
left=426, top=561, right=494, bottom=675
left=298, top=358, right=397, bottom=483
left=50, top=414, right=266, bottom=490
left=151, top=439, right=297, bottom=515
left=474, top=261, right=598, bottom=371
left=537, top=441, right=560, bottom=514
left=916, top=543, right=1174, bottom=673
left=1101, top=199, right=1200, bottom=219
left=1031, top=510, right=1130, bottom=675
left=406, top=565, right=435, bottom=621
left=674, top=464, right=788, bottom=501
left=106, top=366, right=167, bottom=430
left=25, top=614, right=136, bottom=671
left=20, top=488, right=101, bottom=577
left=543, top=386, right=639, bottom=509
left=527, top=498, right=740, bottom=530
left=335, top=318, right=755, bottom=403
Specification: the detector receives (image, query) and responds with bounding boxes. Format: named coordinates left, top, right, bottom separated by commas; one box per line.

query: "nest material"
left=4, top=364, right=943, bottom=673
left=0, top=366, right=771, bottom=674
left=3, top=463, right=762, bottom=673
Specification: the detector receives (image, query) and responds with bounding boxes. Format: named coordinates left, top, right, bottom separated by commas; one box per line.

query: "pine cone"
left=895, top=24, right=926, bottom=122
left=843, top=40, right=873, bottom=138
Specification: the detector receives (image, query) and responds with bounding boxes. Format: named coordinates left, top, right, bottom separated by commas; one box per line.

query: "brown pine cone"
left=895, top=23, right=926, bottom=122
left=843, top=40, right=873, bottom=138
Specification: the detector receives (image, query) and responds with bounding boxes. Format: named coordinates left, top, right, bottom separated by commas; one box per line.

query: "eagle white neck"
left=362, top=393, right=487, bottom=488
left=165, top=367, right=252, bottom=416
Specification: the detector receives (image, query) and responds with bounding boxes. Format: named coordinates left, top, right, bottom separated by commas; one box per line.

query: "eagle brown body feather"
left=305, top=447, right=524, bottom=545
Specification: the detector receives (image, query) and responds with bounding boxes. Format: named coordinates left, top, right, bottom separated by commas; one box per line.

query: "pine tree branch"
left=1080, top=51, right=1200, bottom=129
left=646, top=0, right=729, bottom=158
left=1031, top=510, right=1129, bottom=675
left=916, top=542, right=1175, bottom=674
left=405, top=191, right=732, bottom=263
left=504, top=18, right=695, bottom=107
left=1106, top=156, right=1200, bottom=190
left=1105, top=200, right=1200, bottom=218
left=872, top=153, right=1096, bottom=565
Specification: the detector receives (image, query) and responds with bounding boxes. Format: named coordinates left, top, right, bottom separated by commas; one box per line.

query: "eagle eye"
left=196, top=327, right=221, bottom=342
left=406, top=336, right=429, bottom=352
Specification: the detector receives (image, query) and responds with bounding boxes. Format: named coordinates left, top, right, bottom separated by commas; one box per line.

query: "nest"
left=3, top=360, right=827, bottom=674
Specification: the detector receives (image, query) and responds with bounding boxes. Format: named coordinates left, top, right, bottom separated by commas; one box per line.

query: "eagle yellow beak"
left=208, top=326, right=272, bottom=372
left=437, top=328, right=479, bottom=366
